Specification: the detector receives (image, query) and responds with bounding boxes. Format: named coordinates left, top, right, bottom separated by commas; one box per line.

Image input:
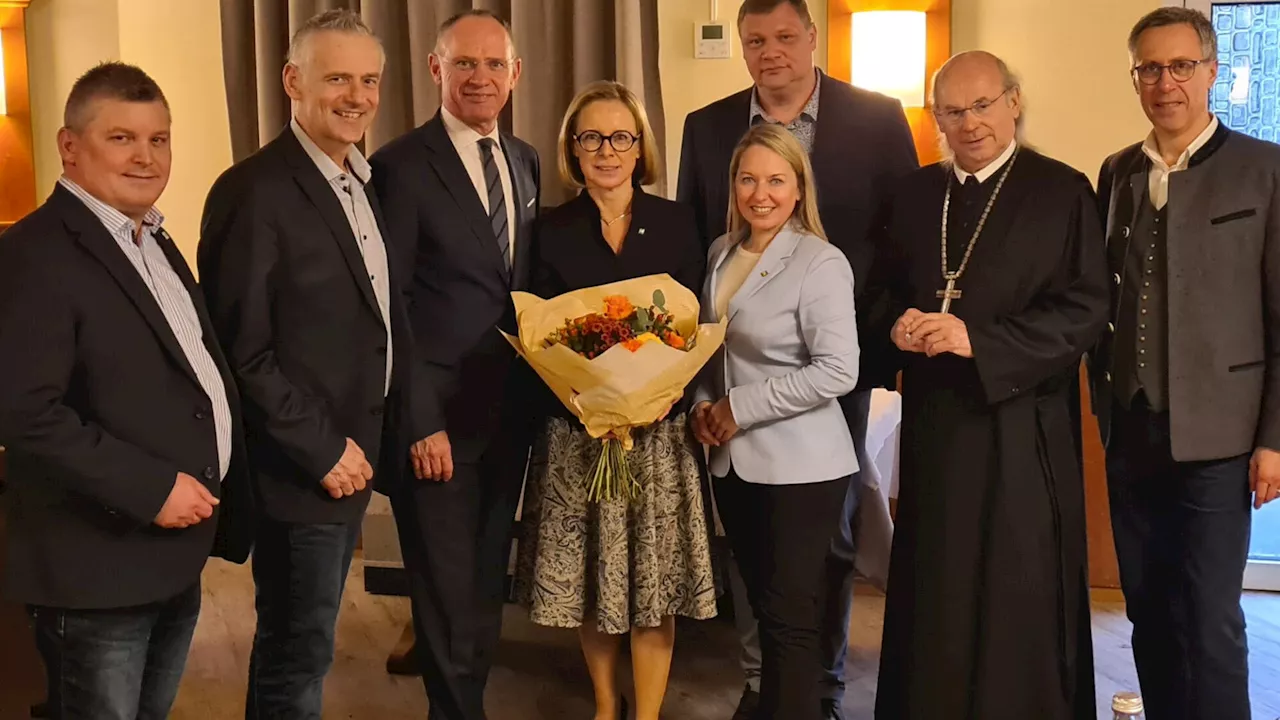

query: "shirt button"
left=1107, top=322, right=1115, bottom=332
left=1113, top=273, right=1121, bottom=285
left=1139, top=335, right=1146, bottom=342
left=1121, top=226, right=1131, bottom=238
left=1143, top=281, right=1150, bottom=287
left=195, top=411, right=206, bottom=420
left=1141, top=309, right=1148, bottom=315
left=1105, top=371, right=1113, bottom=382
left=1141, top=294, right=1148, bottom=301
left=1139, top=362, right=1147, bottom=369
left=1139, top=349, right=1146, bottom=355
left=1139, top=323, right=1147, bottom=330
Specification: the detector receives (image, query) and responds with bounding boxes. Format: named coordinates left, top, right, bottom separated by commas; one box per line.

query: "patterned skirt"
left=513, top=413, right=719, bottom=635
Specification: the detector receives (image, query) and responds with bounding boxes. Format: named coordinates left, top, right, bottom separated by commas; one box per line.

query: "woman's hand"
left=690, top=401, right=719, bottom=446
left=705, top=397, right=740, bottom=444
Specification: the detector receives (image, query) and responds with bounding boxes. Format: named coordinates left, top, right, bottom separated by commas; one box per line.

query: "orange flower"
left=664, top=330, right=685, bottom=349
left=622, top=338, right=644, bottom=352
left=603, top=295, right=635, bottom=321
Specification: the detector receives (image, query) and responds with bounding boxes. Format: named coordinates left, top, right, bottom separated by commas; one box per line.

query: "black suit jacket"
left=0, top=185, right=253, bottom=610
left=369, top=113, right=541, bottom=461
left=676, top=70, right=919, bottom=388
left=199, top=128, right=412, bottom=524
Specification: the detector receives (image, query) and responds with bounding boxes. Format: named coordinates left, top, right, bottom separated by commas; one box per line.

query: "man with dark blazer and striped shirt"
left=0, top=62, right=252, bottom=719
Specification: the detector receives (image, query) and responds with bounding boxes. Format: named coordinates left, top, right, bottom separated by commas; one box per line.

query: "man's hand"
left=892, top=309, right=926, bottom=353
left=690, top=401, right=719, bottom=446
left=411, top=431, right=454, bottom=482
left=1250, top=447, right=1280, bottom=509
left=154, top=472, right=219, bottom=529
left=321, top=437, right=373, bottom=499
left=706, top=397, right=741, bottom=444
left=906, top=313, right=973, bottom=358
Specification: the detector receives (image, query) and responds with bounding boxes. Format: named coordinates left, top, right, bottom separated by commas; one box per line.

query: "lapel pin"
left=638, top=228, right=645, bottom=235
left=526, top=198, right=535, bottom=208
left=760, top=270, right=768, bottom=277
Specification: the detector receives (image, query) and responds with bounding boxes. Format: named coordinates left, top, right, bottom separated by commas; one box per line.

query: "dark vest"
left=1113, top=183, right=1169, bottom=411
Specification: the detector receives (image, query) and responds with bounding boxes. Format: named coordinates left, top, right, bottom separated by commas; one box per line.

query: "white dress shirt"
left=440, top=105, right=517, bottom=267
left=953, top=139, right=1018, bottom=184
left=1142, top=116, right=1219, bottom=210
left=59, top=177, right=233, bottom=480
left=291, top=119, right=393, bottom=395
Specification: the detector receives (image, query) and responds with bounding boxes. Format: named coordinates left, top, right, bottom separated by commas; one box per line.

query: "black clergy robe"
left=873, top=147, right=1109, bottom=720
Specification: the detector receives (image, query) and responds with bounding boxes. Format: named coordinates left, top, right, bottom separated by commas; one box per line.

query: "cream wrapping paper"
left=499, top=273, right=727, bottom=449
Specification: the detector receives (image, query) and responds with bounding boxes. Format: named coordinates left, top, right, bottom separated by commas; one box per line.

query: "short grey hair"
left=287, top=9, right=383, bottom=70
left=434, top=9, right=516, bottom=57
left=1128, top=8, right=1217, bottom=61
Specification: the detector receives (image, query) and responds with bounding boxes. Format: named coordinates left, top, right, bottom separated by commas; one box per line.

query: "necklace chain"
left=601, top=209, right=631, bottom=227
left=941, top=149, right=1020, bottom=284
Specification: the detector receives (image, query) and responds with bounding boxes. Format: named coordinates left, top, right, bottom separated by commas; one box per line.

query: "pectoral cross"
left=936, top=277, right=962, bottom=314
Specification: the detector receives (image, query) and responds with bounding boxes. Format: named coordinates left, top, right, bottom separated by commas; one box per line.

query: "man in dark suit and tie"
left=369, top=9, right=540, bottom=720
left=0, top=62, right=252, bottom=719
left=198, top=10, right=410, bottom=718
left=676, top=1, right=918, bottom=717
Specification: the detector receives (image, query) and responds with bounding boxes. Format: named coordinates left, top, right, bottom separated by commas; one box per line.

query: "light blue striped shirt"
left=59, top=177, right=233, bottom=481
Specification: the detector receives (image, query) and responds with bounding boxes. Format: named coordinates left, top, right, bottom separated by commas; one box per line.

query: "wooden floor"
left=3, top=556, right=1280, bottom=719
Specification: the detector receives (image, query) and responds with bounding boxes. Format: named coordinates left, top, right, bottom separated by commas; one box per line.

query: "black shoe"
left=731, top=685, right=759, bottom=720
left=821, top=698, right=846, bottom=720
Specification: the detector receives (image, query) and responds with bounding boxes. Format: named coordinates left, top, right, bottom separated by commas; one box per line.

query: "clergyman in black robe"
left=871, top=52, right=1110, bottom=720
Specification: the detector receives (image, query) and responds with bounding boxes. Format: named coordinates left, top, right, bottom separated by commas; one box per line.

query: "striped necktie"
left=477, top=138, right=510, bottom=271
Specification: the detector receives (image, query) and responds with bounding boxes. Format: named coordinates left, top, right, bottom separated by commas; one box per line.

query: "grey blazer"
left=693, top=225, right=860, bottom=484
left=1091, top=126, right=1280, bottom=461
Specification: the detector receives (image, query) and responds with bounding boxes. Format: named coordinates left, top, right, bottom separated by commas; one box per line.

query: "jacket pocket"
left=1210, top=208, right=1258, bottom=225
left=1228, top=359, right=1265, bottom=372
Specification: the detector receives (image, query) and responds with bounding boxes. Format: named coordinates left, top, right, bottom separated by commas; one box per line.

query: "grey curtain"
left=219, top=0, right=667, bottom=203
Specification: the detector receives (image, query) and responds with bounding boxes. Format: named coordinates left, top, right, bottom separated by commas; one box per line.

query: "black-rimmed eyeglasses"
left=575, top=130, right=640, bottom=153
left=1132, top=59, right=1211, bottom=85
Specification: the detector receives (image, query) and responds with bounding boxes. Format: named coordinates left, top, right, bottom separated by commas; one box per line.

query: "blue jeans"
left=733, top=390, right=870, bottom=703
left=28, top=582, right=201, bottom=720
left=246, top=518, right=361, bottom=720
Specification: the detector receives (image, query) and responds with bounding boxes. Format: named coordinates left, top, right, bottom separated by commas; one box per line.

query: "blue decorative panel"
left=1212, top=2, right=1280, bottom=143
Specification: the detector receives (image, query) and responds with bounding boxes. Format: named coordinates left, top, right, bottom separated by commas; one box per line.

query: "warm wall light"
left=850, top=11, right=927, bottom=108
left=0, top=31, right=7, bottom=115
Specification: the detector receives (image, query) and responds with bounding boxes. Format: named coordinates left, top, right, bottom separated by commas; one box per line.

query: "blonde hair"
left=556, top=81, right=661, bottom=189
left=725, top=123, right=827, bottom=241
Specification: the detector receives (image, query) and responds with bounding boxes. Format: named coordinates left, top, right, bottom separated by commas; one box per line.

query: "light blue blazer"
left=693, top=224, right=860, bottom=485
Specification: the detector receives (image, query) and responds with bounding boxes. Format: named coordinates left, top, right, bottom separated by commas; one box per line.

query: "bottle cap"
left=1112, top=691, right=1144, bottom=713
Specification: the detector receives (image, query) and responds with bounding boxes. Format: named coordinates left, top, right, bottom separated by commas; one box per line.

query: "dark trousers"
left=28, top=582, right=201, bottom=720
left=1107, top=397, right=1252, bottom=720
left=715, top=469, right=847, bottom=720
left=391, top=434, right=528, bottom=720
left=246, top=518, right=361, bottom=720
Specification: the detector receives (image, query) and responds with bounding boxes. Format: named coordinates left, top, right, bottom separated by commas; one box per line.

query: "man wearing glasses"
left=873, top=49, right=1109, bottom=719
left=1092, top=8, right=1280, bottom=719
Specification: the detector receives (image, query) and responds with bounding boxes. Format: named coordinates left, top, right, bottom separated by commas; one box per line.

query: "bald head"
left=929, top=51, right=1022, bottom=174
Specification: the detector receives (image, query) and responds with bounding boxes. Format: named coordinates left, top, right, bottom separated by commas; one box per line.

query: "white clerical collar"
left=953, top=140, right=1018, bottom=184
left=440, top=104, right=501, bottom=150
left=1141, top=116, right=1219, bottom=172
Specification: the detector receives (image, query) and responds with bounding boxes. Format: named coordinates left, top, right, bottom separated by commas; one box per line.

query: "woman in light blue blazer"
left=690, top=123, right=860, bottom=720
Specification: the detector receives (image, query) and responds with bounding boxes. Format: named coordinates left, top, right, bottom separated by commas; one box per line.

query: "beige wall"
left=25, top=0, right=231, bottom=264
left=658, top=0, right=826, bottom=193
left=952, top=0, right=1161, bottom=178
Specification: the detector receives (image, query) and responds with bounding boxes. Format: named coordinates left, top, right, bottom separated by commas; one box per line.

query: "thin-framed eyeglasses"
left=575, top=130, right=641, bottom=153
left=931, top=88, right=1012, bottom=128
left=1132, top=58, right=1210, bottom=85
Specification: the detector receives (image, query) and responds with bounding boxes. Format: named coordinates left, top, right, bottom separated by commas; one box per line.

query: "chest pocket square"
left=1210, top=208, right=1258, bottom=225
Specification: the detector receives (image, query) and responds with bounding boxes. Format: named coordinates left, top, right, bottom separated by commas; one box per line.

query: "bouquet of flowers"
left=501, top=274, right=726, bottom=502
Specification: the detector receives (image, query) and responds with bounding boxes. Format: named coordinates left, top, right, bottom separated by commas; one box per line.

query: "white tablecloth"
left=854, top=389, right=901, bottom=590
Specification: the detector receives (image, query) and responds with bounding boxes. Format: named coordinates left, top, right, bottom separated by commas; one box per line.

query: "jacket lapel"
left=56, top=187, right=201, bottom=386
left=279, top=130, right=382, bottom=316
left=727, top=226, right=803, bottom=321
left=422, top=115, right=511, bottom=285
left=808, top=70, right=843, bottom=206
left=502, top=133, right=535, bottom=289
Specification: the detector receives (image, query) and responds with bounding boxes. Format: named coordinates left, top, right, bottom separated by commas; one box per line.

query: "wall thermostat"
left=695, top=23, right=731, bottom=59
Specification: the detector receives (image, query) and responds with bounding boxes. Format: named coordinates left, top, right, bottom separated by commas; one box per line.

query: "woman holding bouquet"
left=512, top=81, right=716, bottom=720
left=691, top=124, right=860, bottom=720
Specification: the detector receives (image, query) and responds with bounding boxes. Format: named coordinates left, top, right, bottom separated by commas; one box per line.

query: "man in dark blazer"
left=675, top=1, right=917, bottom=717
left=1091, top=9, right=1280, bottom=720
left=0, top=62, right=252, bottom=719
left=198, top=11, right=410, bottom=718
left=369, top=10, right=539, bottom=720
